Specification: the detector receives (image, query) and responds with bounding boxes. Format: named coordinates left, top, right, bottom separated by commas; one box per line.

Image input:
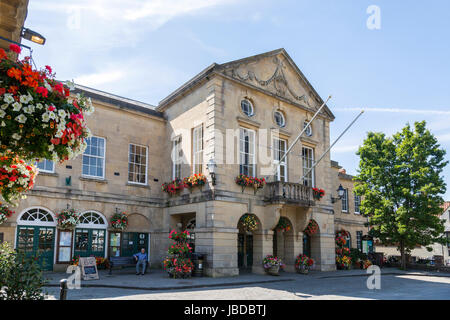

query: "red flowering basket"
left=183, top=174, right=207, bottom=190
left=164, top=229, right=194, bottom=279
left=161, top=178, right=185, bottom=196
left=0, top=44, right=93, bottom=162
left=110, top=212, right=128, bottom=231
left=275, top=217, right=291, bottom=232
left=304, top=220, right=319, bottom=236
left=0, top=203, right=14, bottom=225
left=312, top=187, right=325, bottom=200
left=0, top=153, right=37, bottom=204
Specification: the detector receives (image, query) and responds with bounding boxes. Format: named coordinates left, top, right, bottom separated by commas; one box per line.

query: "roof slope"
left=158, top=48, right=335, bottom=120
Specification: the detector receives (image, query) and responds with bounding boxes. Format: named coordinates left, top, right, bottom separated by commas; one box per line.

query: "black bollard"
left=59, top=279, right=68, bottom=300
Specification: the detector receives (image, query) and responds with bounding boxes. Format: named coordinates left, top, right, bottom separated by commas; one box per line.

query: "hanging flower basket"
left=56, top=208, right=80, bottom=230
left=312, top=187, right=325, bottom=200
left=161, top=178, right=185, bottom=196
left=110, top=211, right=128, bottom=231
left=239, top=214, right=259, bottom=232
left=275, top=217, right=291, bottom=232
left=304, top=220, right=319, bottom=236
left=0, top=44, right=93, bottom=162
left=183, top=174, right=207, bottom=190
left=0, top=203, right=14, bottom=225
left=235, top=174, right=266, bottom=194
left=0, top=153, right=37, bottom=204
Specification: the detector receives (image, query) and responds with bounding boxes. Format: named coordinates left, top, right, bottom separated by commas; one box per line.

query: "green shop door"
left=121, top=232, right=149, bottom=257
left=74, top=228, right=106, bottom=258
left=16, top=226, right=55, bottom=271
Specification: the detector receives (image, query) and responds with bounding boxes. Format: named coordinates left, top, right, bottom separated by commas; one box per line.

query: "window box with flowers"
left=161, top=178, right=185, bottom=196
left=239, top=214, right=259, bottom=232
left=0, top=153, right=37, bottom=204
left=312, top=188, right=325, bottom=200
left=235, top=174, right=266, bottom=194
left=263, top=255, right=285, bottom=276
left=183, top=174, right=207, bottom=191
left=0, top=203, right=14, bottom=225
left=110, top=212, right=128, bottom=231
left=295, top=254, right=314, bottom=274
left=56, top=208, right=80, bottom=230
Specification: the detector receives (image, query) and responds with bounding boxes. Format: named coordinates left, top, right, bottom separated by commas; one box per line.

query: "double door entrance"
left=109, top=232, right=149, bottom=258
left=16, top=226, right=55, bottom=271
left=237, top=233, right=253, bottom=270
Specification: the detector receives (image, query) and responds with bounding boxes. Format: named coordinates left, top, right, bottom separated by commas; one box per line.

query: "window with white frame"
left=273, top=137, right=287, bottom=182
left=82, top=136, right=105, bottom=178
left=172, top=136, right=182, bottom=179
left=240, top=99, right=254, bottom=117
left=239, top=127, right=255, bottom=176
left=192, top=126, right=203, bottom=174
left=354, top=193, right=361, bottom=214
left=342, top=188, right=349, bottom=212
left=128, top=144, right=147, bottom=184
left=36, top=159, right=54, bottom=173
left=302, top=147, right=314, bottom=187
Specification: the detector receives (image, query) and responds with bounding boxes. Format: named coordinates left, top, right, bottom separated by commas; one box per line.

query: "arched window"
left=241, top=99, right=254, bottom=117
left=18, top=207, right=56, bottom=226
left=78, top=211, right=107, bottom=228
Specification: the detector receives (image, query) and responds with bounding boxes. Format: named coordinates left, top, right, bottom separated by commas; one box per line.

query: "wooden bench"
left=109, top=256, right=149, bottom=275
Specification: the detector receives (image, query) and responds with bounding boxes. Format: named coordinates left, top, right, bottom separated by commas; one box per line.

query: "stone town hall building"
left=0, top=49, right=358, bottom=277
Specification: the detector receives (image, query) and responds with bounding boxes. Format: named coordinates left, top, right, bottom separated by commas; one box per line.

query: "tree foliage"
left=354, top=121, right=448, bottom=269
left=0, top=242, right=47, bottom=300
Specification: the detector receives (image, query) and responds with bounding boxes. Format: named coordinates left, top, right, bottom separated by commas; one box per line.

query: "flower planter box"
left=265, top=265, right=280, bottom=276
left=296, top=266, right=309, bottom=274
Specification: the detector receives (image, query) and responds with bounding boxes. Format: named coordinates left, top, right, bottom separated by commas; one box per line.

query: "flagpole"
left=299, top=110, right=365, bottom=184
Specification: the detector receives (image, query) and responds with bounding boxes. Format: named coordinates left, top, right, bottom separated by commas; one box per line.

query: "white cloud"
left=75, top=70, right=124, bottom=87
left=437, top=133, right=450, bottom=143
left=335, top=107, right=450, bottom=115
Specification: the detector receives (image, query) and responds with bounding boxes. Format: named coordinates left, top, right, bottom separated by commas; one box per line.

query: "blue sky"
left=24, top=0, right=450, bottom=199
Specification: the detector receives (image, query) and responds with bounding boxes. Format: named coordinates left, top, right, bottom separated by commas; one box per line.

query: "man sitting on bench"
left=133, top=248, right=148, bottom=275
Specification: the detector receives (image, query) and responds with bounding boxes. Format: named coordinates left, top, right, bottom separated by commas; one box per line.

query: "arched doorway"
left=74, top=211, right=107, bottom=258
left=16, top=207, right=57, bottom=270
left=109, top=213, right=150, bottom=258
left=237, top=214, right=260, bottom=272
left=272, top=216, right=293, bottom=260
left=304, top=219, right=320, bottom=267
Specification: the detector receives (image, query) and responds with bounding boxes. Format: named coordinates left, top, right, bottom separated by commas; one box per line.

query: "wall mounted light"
left=206, top=158, right=217, bottom=186
left=331, top=184, right=345, bottom=203
left=21, top=28, right=46, bottom=45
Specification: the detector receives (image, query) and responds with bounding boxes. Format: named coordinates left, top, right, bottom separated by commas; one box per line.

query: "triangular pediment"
left=216, top=49, right=334, bottom=119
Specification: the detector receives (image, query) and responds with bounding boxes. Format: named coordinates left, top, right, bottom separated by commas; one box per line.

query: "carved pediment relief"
left=221, top=55, right=318, bottom=110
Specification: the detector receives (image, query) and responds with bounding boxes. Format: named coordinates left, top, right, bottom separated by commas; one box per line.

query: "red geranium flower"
left=9, top=44, right=21, bottom=54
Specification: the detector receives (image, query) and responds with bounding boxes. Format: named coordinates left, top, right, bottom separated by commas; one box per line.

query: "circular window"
left=274, top=111, right=285, bottom=127
left=304, top=121, right=312, bottom=137
left=241, top=99, right=254, bottom=117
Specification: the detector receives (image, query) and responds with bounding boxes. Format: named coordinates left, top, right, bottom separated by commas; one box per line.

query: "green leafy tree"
left=0, top=242, right=47, bottom=300
left=354, top=121, right=448, bottom=270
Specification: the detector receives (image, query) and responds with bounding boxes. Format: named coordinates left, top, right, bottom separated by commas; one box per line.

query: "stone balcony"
left=264, top=181, right=315, bottom=207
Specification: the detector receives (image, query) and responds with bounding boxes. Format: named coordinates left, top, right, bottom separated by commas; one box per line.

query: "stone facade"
left=1, top=49, right=349, bottom=276
left=331, top=161, right=371, bottom=251
left=0, top=0, right=29, bottom=50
